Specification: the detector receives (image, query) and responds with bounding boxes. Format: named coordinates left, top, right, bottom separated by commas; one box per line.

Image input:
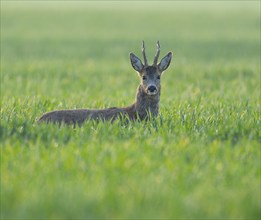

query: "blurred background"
left=2, top=1, right=259, bottom=62
left=1, top=1, right=260, bottom=106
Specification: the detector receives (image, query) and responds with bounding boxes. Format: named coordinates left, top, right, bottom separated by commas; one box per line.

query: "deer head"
left=130, top=41, right=172, bottom=96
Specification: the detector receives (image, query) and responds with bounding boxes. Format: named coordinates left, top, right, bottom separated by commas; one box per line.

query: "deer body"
left=38, top=41, right=172, bottom=125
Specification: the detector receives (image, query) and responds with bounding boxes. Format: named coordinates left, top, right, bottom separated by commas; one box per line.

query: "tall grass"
left=1, top=1, right=260, bottom=219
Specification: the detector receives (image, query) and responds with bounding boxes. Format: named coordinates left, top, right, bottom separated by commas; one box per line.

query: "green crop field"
left=1, top=1, right=260, bottom=219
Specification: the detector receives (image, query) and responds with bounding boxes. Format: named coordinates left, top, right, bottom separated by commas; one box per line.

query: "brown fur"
left=37, top=85, right=160, bottom=125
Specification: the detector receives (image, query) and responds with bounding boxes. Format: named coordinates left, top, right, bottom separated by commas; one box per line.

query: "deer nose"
left=147, top=85, right=157, bottom=93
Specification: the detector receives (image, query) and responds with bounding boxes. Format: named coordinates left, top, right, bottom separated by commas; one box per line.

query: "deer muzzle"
left=146, top=85, right=158, bottom=95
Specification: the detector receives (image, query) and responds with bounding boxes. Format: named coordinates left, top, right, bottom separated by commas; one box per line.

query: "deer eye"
left=157, top=75, right=161, bottom=80
left=142, top=76, right=147, bottom=80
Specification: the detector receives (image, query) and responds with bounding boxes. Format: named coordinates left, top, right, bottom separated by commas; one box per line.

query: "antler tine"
left=153, top=41, right=160, bottom=65
left=142, top=40, right=148, bottom=66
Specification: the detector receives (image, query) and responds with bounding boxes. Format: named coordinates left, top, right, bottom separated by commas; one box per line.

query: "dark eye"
left=142, top=76, right=147, bottom=80
left=157, top=75, right=161, bottom=80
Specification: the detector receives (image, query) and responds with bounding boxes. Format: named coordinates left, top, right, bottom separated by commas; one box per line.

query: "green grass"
left=1, top=1, right=260, bottom=219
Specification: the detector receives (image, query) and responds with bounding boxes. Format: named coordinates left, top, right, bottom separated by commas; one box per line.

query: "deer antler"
left=142, top=40, right=148, bottom=66
left=153, top=41, right=160, bottom=65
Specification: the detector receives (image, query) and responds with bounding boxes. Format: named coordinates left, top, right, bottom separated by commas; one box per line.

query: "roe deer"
left=38, top=41, right=172, bottom=125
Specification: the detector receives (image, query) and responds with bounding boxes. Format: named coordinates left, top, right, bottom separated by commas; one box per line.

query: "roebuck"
left=38, top=41, right=172, bottom=125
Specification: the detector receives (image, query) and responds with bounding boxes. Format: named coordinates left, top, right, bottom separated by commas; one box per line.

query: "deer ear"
left=130, top=53, right=144, bottom=72
left=158, top=52, right=172, bottom=72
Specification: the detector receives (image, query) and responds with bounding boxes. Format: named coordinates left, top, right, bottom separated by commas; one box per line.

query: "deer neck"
left=134, top=84, right=160, bottom=119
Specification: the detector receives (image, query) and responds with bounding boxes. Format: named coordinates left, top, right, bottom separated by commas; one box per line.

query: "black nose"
left=148, top=85, right=157, bottom=93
